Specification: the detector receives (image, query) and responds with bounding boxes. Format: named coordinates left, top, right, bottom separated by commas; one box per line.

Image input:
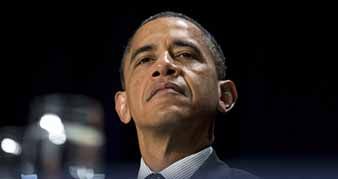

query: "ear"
left=217, top=80, right=238, bottom=113
left=114, top=91, right=132, bottom=124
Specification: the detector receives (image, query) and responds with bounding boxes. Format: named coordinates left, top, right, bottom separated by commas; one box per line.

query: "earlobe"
left=114, top=91, right=132, bottom=124
left=217, top=80, right=238, bottom=113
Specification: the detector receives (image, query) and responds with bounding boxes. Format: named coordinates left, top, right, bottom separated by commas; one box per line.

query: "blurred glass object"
left=21, top=94, right=106, bottom=179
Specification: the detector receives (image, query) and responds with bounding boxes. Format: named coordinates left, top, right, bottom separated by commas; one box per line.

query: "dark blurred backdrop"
left=2, top=5, right=337, bottom=177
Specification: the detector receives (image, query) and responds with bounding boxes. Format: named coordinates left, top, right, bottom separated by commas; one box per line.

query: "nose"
left=151, top=52, right=180, bottom=78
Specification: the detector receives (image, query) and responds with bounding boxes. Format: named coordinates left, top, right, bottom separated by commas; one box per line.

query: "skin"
left=115, top=17, right=237, bottom=172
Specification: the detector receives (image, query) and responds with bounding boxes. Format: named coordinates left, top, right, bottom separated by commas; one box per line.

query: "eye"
left=137, top=57, right=153, bottom=65
left=176, top=52, right=195, bottom=60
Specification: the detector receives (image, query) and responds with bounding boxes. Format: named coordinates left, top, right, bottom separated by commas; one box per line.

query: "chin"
left=147, top=106, right=192, bottom=127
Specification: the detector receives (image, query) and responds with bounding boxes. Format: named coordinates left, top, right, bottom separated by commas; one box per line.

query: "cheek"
left=126, top=71, right=148, bottom=114
left=184, top=64, right=219, bottom=105
left=188, top=63, right=218, bottom=88
left=127, top=68, right=148, bottom=93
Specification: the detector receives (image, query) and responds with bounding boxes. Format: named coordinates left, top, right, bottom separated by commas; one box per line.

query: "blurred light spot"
left=77, top=167, right=94, bottom=179
left=69, top=166, right=95, bottom=179
left=39, top=113, right=67, bottom=145
left=1, top=138, right=21, bottom=155
left=39, top=113, right=64, bottom=134
left=66, top=124, right=104, bottom=146
left=48, top=133, right=67, bottom=145
left=21, top=174, right=38, bottom=179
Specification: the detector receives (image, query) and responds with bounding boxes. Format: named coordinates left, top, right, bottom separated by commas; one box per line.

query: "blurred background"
left=1, top=5, right=337, bottom=178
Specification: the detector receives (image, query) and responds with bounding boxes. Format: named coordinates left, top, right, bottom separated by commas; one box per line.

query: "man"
left=115, top=11, right=259, bottom=179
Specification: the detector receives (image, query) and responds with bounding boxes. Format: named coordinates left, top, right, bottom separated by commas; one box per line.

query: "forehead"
left=130, top=17, right=205, bottom=50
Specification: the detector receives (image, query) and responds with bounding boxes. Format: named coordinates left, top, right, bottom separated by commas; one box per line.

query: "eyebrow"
left=171, top=39, right=202, bottom=56
left=129, top=40, right=202, bottom=65
left=130, top=44, right=156, bottom=62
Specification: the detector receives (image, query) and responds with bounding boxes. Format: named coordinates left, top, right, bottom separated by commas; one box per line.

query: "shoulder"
left=191, top=150, right=260, bottom=179
left=193, top=165, right=260, bottom=179
left=228, top=168, right=260, bottom=179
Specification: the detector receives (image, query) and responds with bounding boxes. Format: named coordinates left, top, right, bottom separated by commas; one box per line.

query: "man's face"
left=121, top=17, right=220, bottom=129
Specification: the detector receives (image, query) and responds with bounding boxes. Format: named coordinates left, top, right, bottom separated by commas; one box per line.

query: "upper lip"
left=146, top=81, right=185, bottom=101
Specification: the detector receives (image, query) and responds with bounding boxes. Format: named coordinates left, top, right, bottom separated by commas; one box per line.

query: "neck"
left=136, top=120, right=213, bottom=172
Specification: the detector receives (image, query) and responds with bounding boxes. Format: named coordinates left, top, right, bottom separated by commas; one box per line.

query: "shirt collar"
left=137, top=146, right=213, bottom=179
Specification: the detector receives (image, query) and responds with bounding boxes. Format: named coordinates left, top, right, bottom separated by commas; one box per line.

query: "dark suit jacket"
left=191, top=151, right=260, bottom=179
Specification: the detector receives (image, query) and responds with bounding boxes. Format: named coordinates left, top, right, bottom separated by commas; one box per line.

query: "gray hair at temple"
left=119, top=11, right=227, bottom=89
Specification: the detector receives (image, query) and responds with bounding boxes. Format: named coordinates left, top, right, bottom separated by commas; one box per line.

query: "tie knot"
left=145, top=173, right=166, bottom=179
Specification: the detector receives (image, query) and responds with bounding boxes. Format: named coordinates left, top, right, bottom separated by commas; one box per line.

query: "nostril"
left=152, top=71, right=160, bottom=77
left=167, top=69, right=176, bottom=75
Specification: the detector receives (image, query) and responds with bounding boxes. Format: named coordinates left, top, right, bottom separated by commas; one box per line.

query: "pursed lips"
left=146, top=82, right=185, bottom=101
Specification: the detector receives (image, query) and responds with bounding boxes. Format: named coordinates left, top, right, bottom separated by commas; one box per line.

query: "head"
left=115, top=12, right=237, bottom=137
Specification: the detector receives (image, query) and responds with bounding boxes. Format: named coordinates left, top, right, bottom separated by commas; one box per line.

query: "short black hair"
left=119, top=11, right=227, bottom=89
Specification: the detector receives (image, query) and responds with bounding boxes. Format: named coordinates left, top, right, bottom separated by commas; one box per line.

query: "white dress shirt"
left=137, top=146, right=213, bottom=179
